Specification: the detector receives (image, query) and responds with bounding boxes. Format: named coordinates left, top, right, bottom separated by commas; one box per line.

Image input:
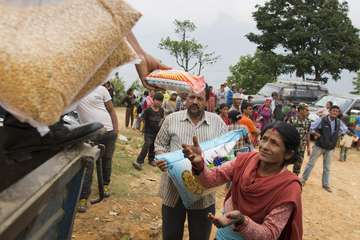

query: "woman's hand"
left=182, top=136, right=203, bottom=164
left=208, top=210, right=244, bottom=228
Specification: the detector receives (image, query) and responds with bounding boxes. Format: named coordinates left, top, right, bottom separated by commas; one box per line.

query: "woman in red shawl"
left=182, top=121, right=302, bottom=240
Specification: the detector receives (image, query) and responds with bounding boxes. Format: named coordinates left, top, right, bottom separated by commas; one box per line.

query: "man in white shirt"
left=76, top=85, right=119, bottom=212
left=229, top=93, right=244, bottom=112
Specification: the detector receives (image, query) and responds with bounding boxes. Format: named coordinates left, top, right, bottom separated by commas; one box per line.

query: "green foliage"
left=110, top=76, right=126, bottom=107
left=129, top=79, right=145, bottom=93
left=159, top=19, right=220, bottom=74
left=227, top=51, right=281, bottom=94
left=247, top=0, right=360, bottom=82
left=351, top=72, right=360, bottom=94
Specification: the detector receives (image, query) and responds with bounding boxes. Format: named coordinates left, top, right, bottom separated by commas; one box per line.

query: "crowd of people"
left=109, top=80, right=359, bottom=239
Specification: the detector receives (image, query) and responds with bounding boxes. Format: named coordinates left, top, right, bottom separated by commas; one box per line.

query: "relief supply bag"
left=0, top=0, right=141, bottom=131
left=155, top=129, right=249, bottom=208
left=144, top=69, right=206, bottom=94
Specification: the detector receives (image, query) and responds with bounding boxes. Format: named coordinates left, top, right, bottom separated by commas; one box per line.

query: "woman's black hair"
left=260, top=121, right=301, bottom=166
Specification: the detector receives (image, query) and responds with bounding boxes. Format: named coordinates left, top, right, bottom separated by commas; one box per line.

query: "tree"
left=247, top=0, right=360, bottom=83
left=110, top=75, right=126, bottom=107
left=129, top=79, right=145, bottom=93
left=227, top=51, right=283, bottom=94
left=159, top=19, right=220, bottom=75
left=196, top=46, right=220, bottom=75
left=351, top=72, right=360, bottom=94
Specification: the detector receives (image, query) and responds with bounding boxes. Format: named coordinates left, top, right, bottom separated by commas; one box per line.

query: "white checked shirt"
left=155, top=110, right=228, bottom=209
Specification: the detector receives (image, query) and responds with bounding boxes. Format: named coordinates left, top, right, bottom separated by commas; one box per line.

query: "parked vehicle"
left=0, top=143, right=103, bottom=240
left=309, top=94, right=360, bottom=122
left=251, top=80, right=329, bottom=105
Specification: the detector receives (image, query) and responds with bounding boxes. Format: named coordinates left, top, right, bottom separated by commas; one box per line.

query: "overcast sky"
left=117, top=0, right=360, bottom=94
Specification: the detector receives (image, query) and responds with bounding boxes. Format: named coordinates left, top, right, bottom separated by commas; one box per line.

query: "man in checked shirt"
left=155, top=90, right=228, bottom=240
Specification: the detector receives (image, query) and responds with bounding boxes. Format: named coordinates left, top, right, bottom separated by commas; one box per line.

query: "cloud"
left=129, top=0, right=267, bottom=27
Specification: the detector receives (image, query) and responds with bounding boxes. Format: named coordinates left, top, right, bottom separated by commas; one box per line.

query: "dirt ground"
left=73, top=108, right=360, bottom=240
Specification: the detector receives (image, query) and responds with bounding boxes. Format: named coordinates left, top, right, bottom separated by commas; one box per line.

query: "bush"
left=111, top=77, right=126, bottom=107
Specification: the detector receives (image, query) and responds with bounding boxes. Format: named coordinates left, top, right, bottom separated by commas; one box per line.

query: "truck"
left=251, top=80, right=329, bottom=105
left=0, top=142, right=104, bottom=240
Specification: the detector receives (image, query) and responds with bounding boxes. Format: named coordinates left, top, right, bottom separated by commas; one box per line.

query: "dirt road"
left=73, top=108, right=360, bottom=240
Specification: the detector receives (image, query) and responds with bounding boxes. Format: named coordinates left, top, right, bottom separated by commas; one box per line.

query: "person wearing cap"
left=155, top=90, right=227, bottom=240
left=163, top=91, right=178, bottom=116
left=286, top=103, right=311, bottom=175
left=229, top=93, right=243, bottom=112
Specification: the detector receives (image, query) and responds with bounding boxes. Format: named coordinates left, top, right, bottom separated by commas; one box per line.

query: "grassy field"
left=73, top=108, right=165, bottom=240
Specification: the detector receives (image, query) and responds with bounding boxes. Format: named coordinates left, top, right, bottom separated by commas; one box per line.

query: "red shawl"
left=226, top=152, right=303, bottom=240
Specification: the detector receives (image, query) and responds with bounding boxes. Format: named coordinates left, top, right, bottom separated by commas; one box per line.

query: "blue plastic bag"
left=155, top=129, right=250, bottom=208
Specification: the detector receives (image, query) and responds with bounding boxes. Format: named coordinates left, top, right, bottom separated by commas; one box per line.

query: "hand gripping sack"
left=155, top=129, right=250, bottom=208
left=0, top=0, right=141, bottom=130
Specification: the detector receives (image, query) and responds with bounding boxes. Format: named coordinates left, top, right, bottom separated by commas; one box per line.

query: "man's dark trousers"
left=80, top=130, right=116, bottom=199
left=136, top=133, right=156, bottom=164
left=162, top=199, right=215, bottom=240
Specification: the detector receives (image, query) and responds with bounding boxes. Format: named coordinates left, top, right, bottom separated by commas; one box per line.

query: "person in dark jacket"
left=300, top=105, right=349, bottom=192
left=133, top=92, right=164, bottom=170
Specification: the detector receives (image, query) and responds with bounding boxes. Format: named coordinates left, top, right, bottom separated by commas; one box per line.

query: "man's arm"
left=310, top=117, right=322, bottom=132
left=339, top=120, right=349, bottom=135
left=310, top=117, right=322, bottom=139
left=306, top=132, right=311, bottom=155
left=126, top=32, right=170, bottom=90
left=105, top=101, right=119, bottom=135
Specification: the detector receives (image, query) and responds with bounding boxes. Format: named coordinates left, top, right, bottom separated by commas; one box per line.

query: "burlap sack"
left=0, top=0, right=141, bottom=127
left=73, top=39, right=137, bottom=103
